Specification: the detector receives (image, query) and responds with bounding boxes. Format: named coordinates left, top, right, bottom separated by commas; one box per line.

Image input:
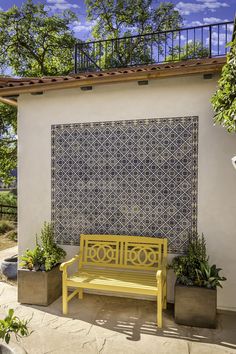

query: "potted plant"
left=0, top=308, right=31, bottom=353
left=170, top=234, right=226, bottom=328
left=18, top=222, right=66, bottom=306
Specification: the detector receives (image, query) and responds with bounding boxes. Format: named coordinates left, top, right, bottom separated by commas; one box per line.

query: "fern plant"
left=20, top=222, right=66, bottom=271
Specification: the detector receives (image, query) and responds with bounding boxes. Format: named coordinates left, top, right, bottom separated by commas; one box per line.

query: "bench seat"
left=67, top=268, right=158, bottom=295
left=60, top=234, right=167, bottom=327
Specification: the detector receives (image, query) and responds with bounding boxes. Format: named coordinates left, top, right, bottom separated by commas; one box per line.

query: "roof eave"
left=0, top=58, right=226, bottom=97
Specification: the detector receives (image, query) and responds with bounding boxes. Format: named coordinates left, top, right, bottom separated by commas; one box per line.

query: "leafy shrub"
left=20, top=222, right=66, bottom=271
left=21, top=245, right=45, bottom=271
left=0, top=220, right=15, bottom=235
left=195, top=262, right=226, bottom=289
left=170, top=234, right=226, bottom=289
left=0, top=191, right=17, bottom=221
left=0, top=308, right=31, bottom=344
left=5, top=229, right=17, bottom=241
left=211, top=34, right=236, bottom=132
left=0, top=191, right=17, bottom=206
left=170, top=234, right=207, bottom=286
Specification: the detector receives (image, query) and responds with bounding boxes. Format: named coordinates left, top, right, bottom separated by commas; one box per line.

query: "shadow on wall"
left=24, top=293, right=236, bottom=351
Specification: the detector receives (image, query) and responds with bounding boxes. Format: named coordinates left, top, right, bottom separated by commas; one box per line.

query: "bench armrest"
left=60, top=255, right=80, bottom=272
left=156, top=269, right=162, bottom=280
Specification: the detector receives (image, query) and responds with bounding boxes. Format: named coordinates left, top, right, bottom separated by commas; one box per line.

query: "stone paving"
left=0, top=247, right=236, bottom=354
left=0, top=281, right=236, bottom=354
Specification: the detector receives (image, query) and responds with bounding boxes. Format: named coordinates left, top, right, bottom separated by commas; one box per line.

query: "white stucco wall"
left=17, top=74, right=236, bottom=310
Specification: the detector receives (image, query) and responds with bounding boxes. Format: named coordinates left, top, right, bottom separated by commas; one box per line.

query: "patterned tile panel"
left=51, top=117, right=198, bottom=253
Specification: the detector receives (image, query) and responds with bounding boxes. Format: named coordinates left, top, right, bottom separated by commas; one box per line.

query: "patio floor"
left=0, top=281, right=236, bottom=354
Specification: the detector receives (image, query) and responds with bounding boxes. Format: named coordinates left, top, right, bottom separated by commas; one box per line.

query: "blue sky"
left=0, top=0, right=235, bottom=40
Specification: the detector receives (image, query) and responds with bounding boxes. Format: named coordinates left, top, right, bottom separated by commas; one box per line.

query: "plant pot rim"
left=175, top=282, right=217, bottom=291
left=3, top=256, right=18, bottom=263
left=0, top=342, right=27, bottom=354
left=18, top=264, right=60, bottom=273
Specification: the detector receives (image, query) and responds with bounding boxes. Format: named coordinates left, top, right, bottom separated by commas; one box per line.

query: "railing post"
left=209, top=25, right=212, bottom=58
left=74, top=43, right=78, bottom=74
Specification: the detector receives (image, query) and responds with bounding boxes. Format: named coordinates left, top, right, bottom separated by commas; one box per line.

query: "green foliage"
left=211, top=32, right=236, bottom=132
left=0, top=104, right=17, bottom=186
left=195, top=262, right=226, bottom=289
left=0, top=0, right=78, bottom=185
left=39, top=222, right=66, bottom=271
left=170, top=234, right=226, bottom=289
left=0, top=0, right=77, bottom=76
left=5, top=229, right=17, bottom=242
left=20, top=245, right=45, bottom=271
left=0, top=220, right=15, bottom=235
left=170, top=234, right=207, bottom=286
left=87, top=0, right=182, bottom=39
left=86, top=0, right=182, bottom=68
left=20, top=222, right=66, bottom=271
left=0, top=308, right=31, bottom=344
left=167, top=41, right=209, bottom=61
left=0, top=192, right=17, bottom=207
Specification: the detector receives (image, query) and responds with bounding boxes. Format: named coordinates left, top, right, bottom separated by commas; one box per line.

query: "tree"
left=84, top=0, right=182, bottom=69
left=0, top=0, right=78, bottom=185
left=0, top=103, right=17, bottom=186
left=167, top=41, right=209, bottom=61
left=211, top=32, right=236, bottom=133
left=86, top=0, right=182, bottom=39
left=0, top=0, right=77, bottom=76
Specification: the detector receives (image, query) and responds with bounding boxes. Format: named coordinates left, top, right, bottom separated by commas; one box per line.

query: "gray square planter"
left=18, top=265, right=61, bottom=306
left=174, top=284, right=217, bottom=328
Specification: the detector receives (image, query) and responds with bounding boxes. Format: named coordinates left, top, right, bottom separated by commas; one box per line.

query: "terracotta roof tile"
left=0, top=57, right=226, bottom=96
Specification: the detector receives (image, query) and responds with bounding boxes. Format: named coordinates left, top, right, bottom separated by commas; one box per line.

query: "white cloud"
left=47, top=0, right=79, bottom=11
left=203, top=17, right=229, bottom=24
left=185, top=20, right=203, bottom=26
left=72, top=20, right=96, bottom=33
left=175, top=1, right=229, bottom=16
left=205, top=32, right=227, bottom=46
left=185, top=17, right=231, bottom=27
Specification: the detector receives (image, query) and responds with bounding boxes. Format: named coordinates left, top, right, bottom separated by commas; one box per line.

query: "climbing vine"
left=211, top=29, right=236, bottom=133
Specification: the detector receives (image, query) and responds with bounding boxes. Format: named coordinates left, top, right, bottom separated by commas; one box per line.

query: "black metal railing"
left=74, top=21, right=234, bottom=73
left=0, top=204, right=17, bottom=221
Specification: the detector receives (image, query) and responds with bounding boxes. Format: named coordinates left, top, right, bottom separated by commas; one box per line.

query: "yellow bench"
left=60, top=234, right=167, bottom=327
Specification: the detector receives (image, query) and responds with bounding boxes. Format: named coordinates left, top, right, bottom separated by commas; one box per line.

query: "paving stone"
left=0, top=282, right=236, bottom=354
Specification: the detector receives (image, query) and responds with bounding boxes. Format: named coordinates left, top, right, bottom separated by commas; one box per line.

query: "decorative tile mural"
left=51, top=117, right=198, bottom=253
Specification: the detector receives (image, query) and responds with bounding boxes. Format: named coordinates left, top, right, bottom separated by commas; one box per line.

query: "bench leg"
left=163, top=277, right=167, bottom=310
left=62, top=282, right=68, bottom=315
left=157, top=288, right=163, bottom=328
left=78, top=289, right=83, bottom=299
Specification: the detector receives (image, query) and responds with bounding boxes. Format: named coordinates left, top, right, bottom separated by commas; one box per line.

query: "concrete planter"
left=18, top=265, right=61, bottom=306
left=174, top=284, right=217, bottom=328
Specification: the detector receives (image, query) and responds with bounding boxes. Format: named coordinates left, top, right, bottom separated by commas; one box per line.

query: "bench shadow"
left=24, top=293, right=236, bottom=351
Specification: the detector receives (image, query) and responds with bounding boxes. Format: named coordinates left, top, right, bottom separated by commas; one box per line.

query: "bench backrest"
left=78, top=234, right=167, bottom=271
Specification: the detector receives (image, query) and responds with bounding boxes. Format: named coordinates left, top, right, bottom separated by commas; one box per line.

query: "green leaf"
left=5, top=333, right=10, bottom=344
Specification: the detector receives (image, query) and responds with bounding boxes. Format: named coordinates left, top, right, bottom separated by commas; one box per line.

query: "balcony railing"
left=74, top=21, right=234, bottom=73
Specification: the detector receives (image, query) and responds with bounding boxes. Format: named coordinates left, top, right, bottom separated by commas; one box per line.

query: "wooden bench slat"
left=68, top=269, right=157, bottom=290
